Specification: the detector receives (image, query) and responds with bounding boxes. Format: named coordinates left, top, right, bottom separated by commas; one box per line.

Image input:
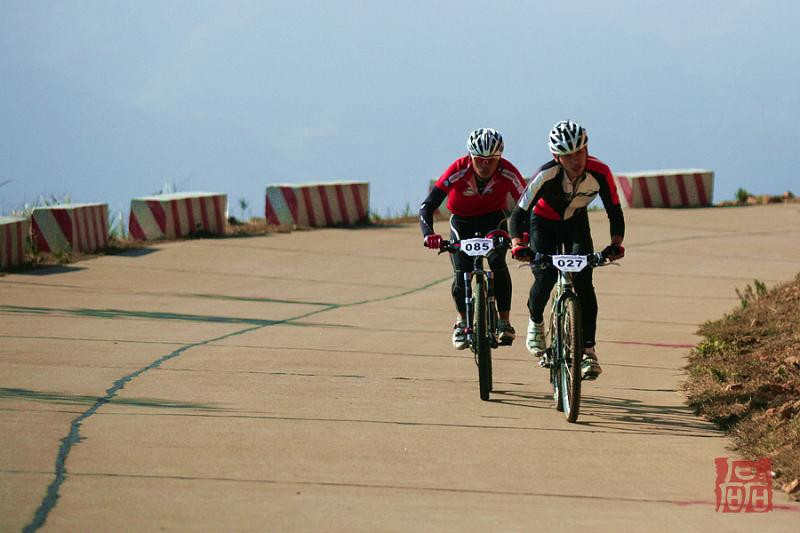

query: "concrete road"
left=2, top=204, right=800, bottom=532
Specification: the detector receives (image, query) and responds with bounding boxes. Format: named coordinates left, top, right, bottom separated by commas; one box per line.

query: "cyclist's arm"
left=419, top=186, right=447, bottom=236
left=606, top=203, right=625, bottom=246
left=591, top=161, right=625, bottom=243
left=499, top=159, right=528, bottom=203
left=421, top=158, right=466, bottom=236
left=509, top=168, right=547, bottom=246
left=509, top=202, right=530, bottom=247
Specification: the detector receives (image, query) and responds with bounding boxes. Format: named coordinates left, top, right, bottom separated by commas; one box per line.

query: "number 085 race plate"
left=460, top=238, right=494, bottom=256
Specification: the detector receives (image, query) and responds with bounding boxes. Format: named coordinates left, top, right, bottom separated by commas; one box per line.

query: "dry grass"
left=0, top=216, right=373, bottom=274
left=685, top=274, right=800, bottom=500
left=716, top=190, right=798, bottom=207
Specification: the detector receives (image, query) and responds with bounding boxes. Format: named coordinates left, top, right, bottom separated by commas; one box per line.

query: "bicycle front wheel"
left=560, top=294, right=584, bottom=422
left=548, top=313, right=563, bottom=411
left=474, top=275, right=492, bottom=401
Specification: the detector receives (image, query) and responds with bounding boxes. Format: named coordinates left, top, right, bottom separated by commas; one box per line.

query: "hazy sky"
left=1, top=0, right=798, bottom=221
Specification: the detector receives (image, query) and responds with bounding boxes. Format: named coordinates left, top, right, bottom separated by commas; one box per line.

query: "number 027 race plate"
left=460, top=238, right=494, bottom=256
left=551, top=255, right=588, bottom=272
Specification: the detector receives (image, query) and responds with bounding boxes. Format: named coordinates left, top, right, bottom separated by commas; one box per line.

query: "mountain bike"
left=439, top=230, right=512, bottom=401
left=524, top=249, right=616, bottom=422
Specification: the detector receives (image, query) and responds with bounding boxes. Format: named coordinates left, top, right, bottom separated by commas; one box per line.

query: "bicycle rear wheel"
left=560, top=294, right=584, bottom=422
left=474, top=275, right=492, bottom=401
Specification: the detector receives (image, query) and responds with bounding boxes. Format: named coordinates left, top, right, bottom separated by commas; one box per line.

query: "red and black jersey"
left=510, top=155, right=625, bottom=238
left=420, top=155, right=526, bottom=236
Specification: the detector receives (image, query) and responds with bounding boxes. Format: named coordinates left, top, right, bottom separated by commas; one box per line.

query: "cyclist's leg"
left=449, top=216, right=471, bottom=349
left=527, top=216, right=560, bottom=354
left=565, top=211, right=597, bottom=348
left=574, top=268, right=601, bottom=378
left=573, top=269, right=597, bottom=346
left=485, top=213, right=515, bottom=343
left=448, top=214, right=474, bottom=315
left=566, top=212, right=601, bottom=378
left=489, top=262, right=511, bottom=319
left=450, top=212, right=506, bottom=313
left=486, top=213, right=511, bottom=313
left=528, top=216, right=560, bottom=321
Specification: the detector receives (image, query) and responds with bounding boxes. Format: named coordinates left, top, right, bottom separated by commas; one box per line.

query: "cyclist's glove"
left=602, top=244, right=625, bottom=261
left=423, top=234, right=443, bottom=249
left=511, top=245, right=534, bottom=262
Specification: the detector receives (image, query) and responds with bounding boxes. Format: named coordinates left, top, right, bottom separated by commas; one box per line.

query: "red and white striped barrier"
left=31, top=203, right=108, bottom=254
left=613, top=169, right=714, bottom=208
left=1, top=216, right=30, bottom=268
left=129, top=192, right=227, bottom=241
left=266, top=182, right=369, bottom=227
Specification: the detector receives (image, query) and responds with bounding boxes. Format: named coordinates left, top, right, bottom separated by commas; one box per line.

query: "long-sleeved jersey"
left=420, top=155, right=526, bottom=236
left=509, top=155, right=625, bottom=238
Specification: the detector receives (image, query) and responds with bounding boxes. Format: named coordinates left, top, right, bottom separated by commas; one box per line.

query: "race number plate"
left=551, top=255, right=588, bottom=272
left=460, top=238, right=494, bottom=256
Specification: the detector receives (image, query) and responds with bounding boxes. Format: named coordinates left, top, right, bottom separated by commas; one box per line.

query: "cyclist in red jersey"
left=420, top=128, right=527, bottom=349
left=509, top=120, right=625, bottom=380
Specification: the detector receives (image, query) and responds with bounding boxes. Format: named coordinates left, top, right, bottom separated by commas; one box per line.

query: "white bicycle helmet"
left=467, top=128, right=504, bottom=157
left=548, top=120, right=588, bottom=156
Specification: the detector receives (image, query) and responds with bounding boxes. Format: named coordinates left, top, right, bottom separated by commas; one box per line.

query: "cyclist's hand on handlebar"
left=602, top=244, right=625, bottom=261
left=487, top=229, right=511, bottom=249
left=423, top=234, right=443, bottom=250
left=511, top=245, right=534, bottom=262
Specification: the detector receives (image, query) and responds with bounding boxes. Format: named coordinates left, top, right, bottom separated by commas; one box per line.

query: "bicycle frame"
left=439, top=231, right=510, bottom=401
left=461, top=255, right=499, bottom=352
left=543, top=269, right=577, bottom=368
left=440, top=233, right=509, bottom=351
left=523, top=248, right=614, bottom=422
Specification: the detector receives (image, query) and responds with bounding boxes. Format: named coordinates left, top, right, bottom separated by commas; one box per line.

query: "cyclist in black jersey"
left=509, top=120, right=625, bottom=380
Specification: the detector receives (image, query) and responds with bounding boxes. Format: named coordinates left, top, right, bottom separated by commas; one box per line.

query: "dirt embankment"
left=685, top=274, right=800, bottom=500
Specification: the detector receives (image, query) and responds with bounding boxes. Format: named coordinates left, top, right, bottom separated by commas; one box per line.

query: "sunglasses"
left=472, top=156, right=500, bottom=164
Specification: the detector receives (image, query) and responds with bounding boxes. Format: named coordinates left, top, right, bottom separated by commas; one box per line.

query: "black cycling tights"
left=449, top=211, right=512, bottom=314
left=528, top=213, right=598, bottom=347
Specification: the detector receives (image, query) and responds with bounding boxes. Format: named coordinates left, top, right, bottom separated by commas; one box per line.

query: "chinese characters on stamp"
left=715, top=457, right=772, bottom=512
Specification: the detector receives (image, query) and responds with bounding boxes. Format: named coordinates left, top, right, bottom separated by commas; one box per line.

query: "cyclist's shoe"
left=581, top=347, right=602, bottom=380
left=452, top=321, right=468, bottom=350
left=526, top=319, right=545, bottom=356
left=497, top=320, right=515, bottom=346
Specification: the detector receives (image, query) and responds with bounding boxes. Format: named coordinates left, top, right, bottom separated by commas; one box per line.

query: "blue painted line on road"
left=22, top=276, right=450, bottom=531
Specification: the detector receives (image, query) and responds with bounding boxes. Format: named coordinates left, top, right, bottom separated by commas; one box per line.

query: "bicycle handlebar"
left=520, top=245, right=623, bottom=268
left=437, top=230, right=513, bottom=255
left=531, top=252, right=607, bottom=268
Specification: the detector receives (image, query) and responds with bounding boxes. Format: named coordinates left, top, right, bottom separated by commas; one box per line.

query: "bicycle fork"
left=462, top=270, right=498, bottom=351
left=542, top=276, right=571, bottom=369
left=485, top=272, right=498, bottom=348
left=540, top=300, right=558, bottom=369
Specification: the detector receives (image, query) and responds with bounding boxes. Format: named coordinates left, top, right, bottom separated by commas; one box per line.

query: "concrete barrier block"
left=266, top=182, right=369, bottom=227
left=129, top=192, right=228, bottom=241
left=0, top=216, right=30, bottom=268
left=31, top=203, right=108, bottom=254
left=614, top=169, right=714, bottom=208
